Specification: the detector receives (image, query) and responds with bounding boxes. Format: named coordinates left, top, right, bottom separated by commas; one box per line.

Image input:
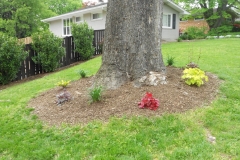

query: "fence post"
left=65, top=36, right=71, bottom=66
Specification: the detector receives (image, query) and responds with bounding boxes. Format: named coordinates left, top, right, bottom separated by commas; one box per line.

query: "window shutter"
left=172, top=14, right=176, bottom=29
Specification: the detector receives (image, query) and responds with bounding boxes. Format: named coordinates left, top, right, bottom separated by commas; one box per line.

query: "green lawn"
left=0, top=39, right=240, bottom=159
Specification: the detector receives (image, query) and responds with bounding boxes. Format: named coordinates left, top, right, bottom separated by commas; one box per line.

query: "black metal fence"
left=15, top=30, right=104, bottom=81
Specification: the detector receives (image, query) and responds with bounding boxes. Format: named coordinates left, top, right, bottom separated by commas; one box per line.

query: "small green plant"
left=182, top=68, right=208, bottom=87
left=79, top=69, right=87, bottom=78
left=89, top=85, right=103, bottom=103
left=166, top=55, right=175, bottom=66
left=56, top=80, right=71, bottom=88
left=177, top=37, right=182, bottom=42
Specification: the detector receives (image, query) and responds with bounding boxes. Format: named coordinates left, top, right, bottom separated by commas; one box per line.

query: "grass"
left=0, top=39, right=240, bottom=159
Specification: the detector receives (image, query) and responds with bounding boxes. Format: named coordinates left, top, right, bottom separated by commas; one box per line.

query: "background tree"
left=95, top=0, right=165, bottom=89
left=0, top=0, right=82, bottom=38
left=0, top=0, right=55, bottom=38
left=43, top=0, right=82, bottom=15
left=175, top=0, right=240, bottom=30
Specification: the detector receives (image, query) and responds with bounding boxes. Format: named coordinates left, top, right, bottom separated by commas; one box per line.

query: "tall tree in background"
left=0, top=0, right=82, bottom=38
left=44, top=0, right=82, bottom=15
left=175, top=0, right=240, bottom=29
left=95, top=0, right=165, bottom=89
left=0, top=0, right=54, bottom=38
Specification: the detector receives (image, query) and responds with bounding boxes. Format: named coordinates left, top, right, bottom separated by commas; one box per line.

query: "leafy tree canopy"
left=0, top=0, right=82, bottom=38
left=175, top=0, right=240, bottom=29
left=43, top=0, right=82, bottom=15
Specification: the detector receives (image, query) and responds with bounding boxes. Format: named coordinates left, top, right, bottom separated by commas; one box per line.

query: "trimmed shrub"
left=31, top=31, right=65, bottom=72
left=184, top=26, right=207, bottom=39
left=208, top=25, right=233, bottom=36
left=179, top=33, right=188, bottom=40
left=0, top=33, right=28, bottom=84
left=72, top=22, right=95, bottom=60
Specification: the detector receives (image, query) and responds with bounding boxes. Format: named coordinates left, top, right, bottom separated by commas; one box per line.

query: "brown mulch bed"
left=27, top=66, right=221, bottom=126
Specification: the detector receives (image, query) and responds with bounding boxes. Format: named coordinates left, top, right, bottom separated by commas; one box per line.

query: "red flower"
left=138, top=92, right=159, bottom=110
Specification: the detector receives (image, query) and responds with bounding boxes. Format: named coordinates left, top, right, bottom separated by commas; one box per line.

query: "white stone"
left=138, top=71, right=167, bottom=86
left=75, top=91, right=82, bottom=95
left=139, top=76, right=147, bottom=83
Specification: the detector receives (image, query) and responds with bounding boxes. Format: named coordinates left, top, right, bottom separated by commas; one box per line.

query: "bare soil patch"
left=28, top=67, right=221, bottom=126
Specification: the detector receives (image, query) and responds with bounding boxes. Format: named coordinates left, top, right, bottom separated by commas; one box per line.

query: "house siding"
left=162, top=4, right=180, bottom=41
left=48, top=11, right=107, bottom=37
left=82, top=11, right=106, bottom=30
left=49, top=20, right=63, bottom=37
left=46, top=3, right=184, bottom=41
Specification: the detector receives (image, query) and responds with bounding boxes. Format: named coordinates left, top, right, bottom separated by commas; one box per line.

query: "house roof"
left=163, top=0, right=189, bottom=15
left=42, top=3, right=108, bottom=22
left=42, top=1, right=189, bottom=23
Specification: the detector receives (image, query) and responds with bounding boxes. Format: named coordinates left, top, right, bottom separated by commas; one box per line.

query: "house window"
left=92, top=13, right=102, bottom=20
left=76, top=16, right=83, bottom=23
left=63, top=18, right=72, bottom=36
left=163, top=13, right=172, bottom=28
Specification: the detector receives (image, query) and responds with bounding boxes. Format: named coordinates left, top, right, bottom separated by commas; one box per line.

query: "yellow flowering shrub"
left=182, top=68, right=208, bottom=87
left=56, top=80, right=71, bottom=88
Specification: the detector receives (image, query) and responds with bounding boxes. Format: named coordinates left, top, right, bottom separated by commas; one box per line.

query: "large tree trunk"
left=95, top=0, right=166, bottom=89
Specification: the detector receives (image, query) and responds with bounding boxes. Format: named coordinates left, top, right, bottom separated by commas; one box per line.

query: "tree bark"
left=95, top=0, right=166, bottom=89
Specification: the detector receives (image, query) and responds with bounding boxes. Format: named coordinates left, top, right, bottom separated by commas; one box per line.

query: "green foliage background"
left=0, top=33, right=28, bottom=84
left=43, top=0, right=82, bottom=15
left=0, top=0, right=82, bottom=38
left=72, top=22, right=95, bottom=60
left=174, top=0, right=240, bottom=30
left=31, top=31, right=65, bottom=72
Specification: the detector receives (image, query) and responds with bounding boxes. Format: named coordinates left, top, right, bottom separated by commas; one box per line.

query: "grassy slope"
left=0, top=39, right=239, bottom=159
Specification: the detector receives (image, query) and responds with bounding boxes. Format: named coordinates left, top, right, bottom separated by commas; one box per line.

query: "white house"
left=42, top=1, right=189, bottom=41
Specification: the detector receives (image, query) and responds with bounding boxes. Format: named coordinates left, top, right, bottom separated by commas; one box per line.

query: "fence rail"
left=15, top=30, right=104, bottom=81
